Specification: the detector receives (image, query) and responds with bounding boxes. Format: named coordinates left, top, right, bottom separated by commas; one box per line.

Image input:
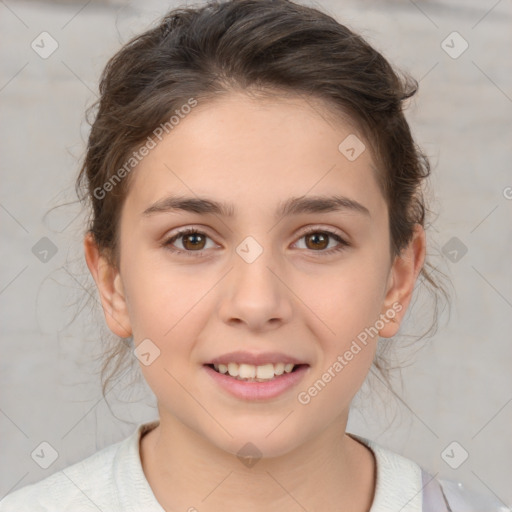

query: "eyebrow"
left=142, top=194, right=371, bottom=219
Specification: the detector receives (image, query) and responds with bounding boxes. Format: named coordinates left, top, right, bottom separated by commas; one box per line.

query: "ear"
left=378, top=224, right=426, bottom=338
left=83, top=232, right=132, bottom=338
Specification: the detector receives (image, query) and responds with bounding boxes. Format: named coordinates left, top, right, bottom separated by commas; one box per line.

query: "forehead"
left=123, top=92, right=385, bottom=220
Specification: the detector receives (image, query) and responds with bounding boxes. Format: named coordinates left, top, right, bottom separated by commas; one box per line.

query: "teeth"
left=274, top=363, right=285, bottom=376
left=227, top=362, right=239, bottom=377
left=256, top=364, right=274, bottom=379
left=239, top=364, right=256, bottom=379
left=212, top=362, right=297, bottom=381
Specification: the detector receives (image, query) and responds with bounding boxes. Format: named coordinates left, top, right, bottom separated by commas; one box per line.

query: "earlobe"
left=83, top=233, right=132, bottom=338
left=378, top=224, right=426, bottom=338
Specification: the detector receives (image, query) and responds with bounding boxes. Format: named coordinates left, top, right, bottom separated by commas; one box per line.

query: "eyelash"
left=162, top=227, right=350, bottom=258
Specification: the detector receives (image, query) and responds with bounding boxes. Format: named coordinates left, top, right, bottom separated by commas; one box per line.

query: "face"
left=86, top=92, right=425, bottom=458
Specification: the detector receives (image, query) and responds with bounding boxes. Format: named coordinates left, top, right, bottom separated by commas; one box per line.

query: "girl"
left=1, top=0, right=507, bottom=510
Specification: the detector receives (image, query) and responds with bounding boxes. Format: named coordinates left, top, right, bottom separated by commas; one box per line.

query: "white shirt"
left=0, top=420, right=508, bottom=511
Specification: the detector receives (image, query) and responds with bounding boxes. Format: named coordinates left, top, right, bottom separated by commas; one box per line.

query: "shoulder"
left=349, top=433, right=511, bottom=512
left=0, top=432, right=128, bottom=512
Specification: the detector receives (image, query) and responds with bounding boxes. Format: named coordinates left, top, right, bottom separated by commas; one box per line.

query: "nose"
left=217, top=241, right=293, bottom=332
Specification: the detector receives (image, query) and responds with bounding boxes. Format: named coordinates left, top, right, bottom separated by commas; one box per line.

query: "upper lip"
left=206, top=351, right=308, bottom=366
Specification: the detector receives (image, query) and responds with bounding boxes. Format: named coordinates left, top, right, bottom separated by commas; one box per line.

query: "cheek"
left=294, top=251, right=387, bottom=404
left=301, top=254, right=388, bottom=343
left=122, top=255, right=214, bottom=388
left=296, top=268, right=383, bottom=414
left=122, top=246, right=204, bottom=337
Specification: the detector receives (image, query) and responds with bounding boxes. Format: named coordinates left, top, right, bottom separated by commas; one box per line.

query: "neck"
left=140, top=411, right=376, bottom=512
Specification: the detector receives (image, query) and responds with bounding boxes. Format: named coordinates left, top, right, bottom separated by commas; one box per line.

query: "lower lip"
left=203, top=364, right=309, bottom=401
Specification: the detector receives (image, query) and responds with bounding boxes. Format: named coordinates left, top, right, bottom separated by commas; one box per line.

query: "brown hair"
left=76, top=0, right=450, bottom=401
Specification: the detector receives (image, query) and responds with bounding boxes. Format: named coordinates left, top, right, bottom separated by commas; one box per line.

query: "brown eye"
left=304, top=232, right=329, bottom=250
left=163, top=228, right=215, bottom=257
left=181, top=232, right=206, bottom=250
left=295, top=228, right=349, bottom=255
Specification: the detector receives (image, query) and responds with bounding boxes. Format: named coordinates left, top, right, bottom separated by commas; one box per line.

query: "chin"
left=207, top=426, right=307, bottom=462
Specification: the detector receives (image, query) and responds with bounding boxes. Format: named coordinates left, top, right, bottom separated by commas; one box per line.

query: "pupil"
left=185, top=233, right=204, bottom=250
left=309, top=233, right=327, bottom=250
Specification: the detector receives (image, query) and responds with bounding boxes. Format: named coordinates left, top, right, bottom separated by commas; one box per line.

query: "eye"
left=162, top=228, right=216, bottom=257
left=162, top=226, right=350, bottom=258
left=294, top=227, right=350, bottom=255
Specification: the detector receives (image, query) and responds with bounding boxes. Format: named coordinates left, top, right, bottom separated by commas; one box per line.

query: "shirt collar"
left=348, top=432, right=423, bottom=511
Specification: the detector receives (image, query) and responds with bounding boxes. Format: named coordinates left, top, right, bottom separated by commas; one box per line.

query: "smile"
left=211, top=362, right=297, bottom=381
left=203, top=363, right=309, bottom=400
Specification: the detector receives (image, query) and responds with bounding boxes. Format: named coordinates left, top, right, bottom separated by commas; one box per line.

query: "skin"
left=85, top=92, right=425, bottom=512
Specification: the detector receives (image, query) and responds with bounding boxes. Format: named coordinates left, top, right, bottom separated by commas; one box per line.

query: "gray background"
left=1, top=0, right=511, bottom=506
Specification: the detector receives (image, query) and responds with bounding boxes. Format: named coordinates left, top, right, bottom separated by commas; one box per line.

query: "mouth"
left=204, top=362, right=308, bottom=382
left=203, top=361, right=310, bottom=400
